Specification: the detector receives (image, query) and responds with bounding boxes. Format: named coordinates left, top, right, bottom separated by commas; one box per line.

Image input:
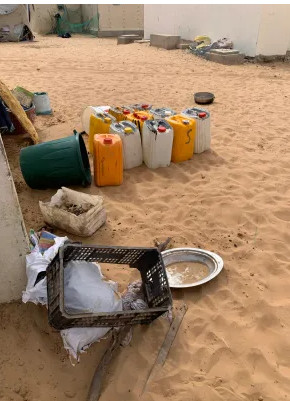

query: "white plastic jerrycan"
left=142, top=119, right=173, bottom=169
left=81, top=105, right=110, bottom=134
left=181, top=107, right=211, bottom=154
left=110, top=121, right=142, bottom=170
left=151, top=107, right=176, bottom=119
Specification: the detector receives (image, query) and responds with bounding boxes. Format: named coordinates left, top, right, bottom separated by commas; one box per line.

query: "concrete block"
left=177, top=43, right=191, bottom=50
left=255, top=54, right=285, bottom=63
left=205, top=52, right=245, bottom=65
left=0, top=136, right=29, bottom=303
left=210, top=48, right=240, bottom=55
left=134, top=39, right=150, bottom=44
left=99, top=29, right=143, bottom=38
left=117, top=34, right=142, bottom=45
left=150, top=34, right=180, bottom=50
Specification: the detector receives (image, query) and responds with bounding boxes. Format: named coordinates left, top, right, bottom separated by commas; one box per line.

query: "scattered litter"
left=211, top=37, right=233, bottom=50
left=122, top=281, right=148, bottom=311
left=38, top=229, right=57, bottom=254
left=39, top=187, right=106, bottom=236
left=189, top=36, right=236, bottom=59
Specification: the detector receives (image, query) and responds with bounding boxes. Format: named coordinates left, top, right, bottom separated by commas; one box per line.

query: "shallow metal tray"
left=161, top=247, right=223, bottom=288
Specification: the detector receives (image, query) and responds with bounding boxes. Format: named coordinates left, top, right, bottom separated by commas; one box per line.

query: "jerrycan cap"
left=199, top=112, right=207, bottom=118
left=141, top=116, right=148, bottom=121
left=182, top=119, right=190, bottom=125
left=124, top=127, right=133, bottom=134
left=141, top=104, right=149, bottom=109
left=104, top=117, right=111, bottom=123
left=104, top=137, right=112, bottom=144
left=158, top=126, right=166, bottom=133
left=123, top=109, right=131, bottom=115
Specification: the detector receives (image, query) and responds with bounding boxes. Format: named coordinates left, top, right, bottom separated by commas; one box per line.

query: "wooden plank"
left=87, top=327, right=131, bottom=401
left=0, top=79, right=39, bottom=144
left=141, top=303, right=188, bottom=395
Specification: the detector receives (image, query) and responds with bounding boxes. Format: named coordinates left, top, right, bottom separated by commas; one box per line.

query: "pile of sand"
left=1, top=35, right=290, bottom=401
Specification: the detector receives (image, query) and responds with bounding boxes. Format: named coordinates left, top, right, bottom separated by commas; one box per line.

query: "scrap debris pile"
left=0, top=76, right=225, bottom=399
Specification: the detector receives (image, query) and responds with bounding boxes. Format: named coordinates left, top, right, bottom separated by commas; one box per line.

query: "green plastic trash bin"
left=20, top=132, right=92, bottom=189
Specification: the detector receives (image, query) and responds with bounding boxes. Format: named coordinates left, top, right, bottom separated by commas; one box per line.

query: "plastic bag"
left=22, top=235, right=68, bottom=305
left=61, top=327, right=110, bottom=361
left=64, top=261, right=122, bottom=314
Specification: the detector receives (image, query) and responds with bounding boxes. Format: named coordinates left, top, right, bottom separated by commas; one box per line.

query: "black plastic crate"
left=47, top=243, right=172, bottom=330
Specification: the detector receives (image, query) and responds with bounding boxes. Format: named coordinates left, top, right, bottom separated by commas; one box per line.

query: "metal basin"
left=194, top=92, right=215, bottom=105
left=161, top=248, right=223, bottom=288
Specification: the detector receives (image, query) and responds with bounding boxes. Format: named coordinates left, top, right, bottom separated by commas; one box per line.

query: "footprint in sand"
left=274, top=209, right=290, bottom=221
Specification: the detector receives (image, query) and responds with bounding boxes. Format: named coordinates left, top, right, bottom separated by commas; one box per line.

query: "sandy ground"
left=1, top=35, right=290, bottom=401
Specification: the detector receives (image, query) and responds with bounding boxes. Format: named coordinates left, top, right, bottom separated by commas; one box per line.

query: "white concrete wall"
left=0, top=137, right=29, bottom=303
left=144, top=4, right=290, bottom=57
left=144, top=4, right=261, bottom=57
left=256, top=5, right=290, bottom=56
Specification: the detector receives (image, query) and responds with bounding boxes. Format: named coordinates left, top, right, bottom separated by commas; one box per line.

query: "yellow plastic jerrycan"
left=93, top=134, right=123, bottom=187
left=166, top=114, right=196, bottom=163
left=88, top=112, right=115, bottom=154
left=126, top=110, right=153, bottom=132
left=108, top=106, right=132, bottom=122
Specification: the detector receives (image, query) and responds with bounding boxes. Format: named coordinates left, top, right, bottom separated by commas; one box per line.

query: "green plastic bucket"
left=20, top=133, right=91, bottom=189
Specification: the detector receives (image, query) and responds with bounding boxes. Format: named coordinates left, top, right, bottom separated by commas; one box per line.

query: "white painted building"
left=144, top=4, right=290, bottom=57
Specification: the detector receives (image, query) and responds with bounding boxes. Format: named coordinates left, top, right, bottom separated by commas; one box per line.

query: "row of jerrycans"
left=89, top=106, right=210, bottom=186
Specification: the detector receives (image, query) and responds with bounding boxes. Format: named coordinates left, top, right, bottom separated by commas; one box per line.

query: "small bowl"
left=194, top=92, right=215, bottom=105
